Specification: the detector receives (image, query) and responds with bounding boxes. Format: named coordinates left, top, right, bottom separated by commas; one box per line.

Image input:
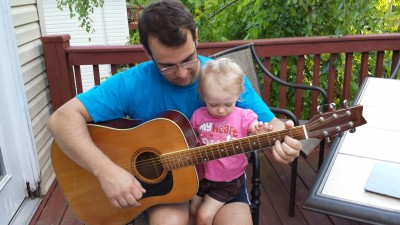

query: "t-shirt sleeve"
left=236, top=76, right=275, bottom=122
left=76, top=73, right=128, bottom=122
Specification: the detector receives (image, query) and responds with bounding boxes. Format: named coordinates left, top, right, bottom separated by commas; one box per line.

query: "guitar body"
left=51, top=111, right=199, bottom=225
left=52, top=106, right=367, bottom=225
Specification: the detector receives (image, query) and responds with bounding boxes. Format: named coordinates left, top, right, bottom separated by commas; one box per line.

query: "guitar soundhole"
left=131, top=147, right=167, bottom=184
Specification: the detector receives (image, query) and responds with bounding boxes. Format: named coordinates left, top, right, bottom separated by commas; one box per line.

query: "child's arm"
left=249, top=121, right=273, bottom=135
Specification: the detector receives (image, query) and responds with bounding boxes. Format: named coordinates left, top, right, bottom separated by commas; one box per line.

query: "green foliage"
left=58, top=0, right=399, bottom=118
left=183, top=0, right=399, bottom=41
left=181, top=0, right=399, bottom=119
left=56, top=0, right=104, bottom=34
left=128, top=29, right=141, bottom=45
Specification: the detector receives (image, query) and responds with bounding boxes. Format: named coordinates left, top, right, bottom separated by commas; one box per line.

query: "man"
left=47, top=1, right=301, bottom=224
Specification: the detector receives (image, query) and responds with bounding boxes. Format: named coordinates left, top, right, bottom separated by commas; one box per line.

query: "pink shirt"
left=190, top=107, right=258, bottom=181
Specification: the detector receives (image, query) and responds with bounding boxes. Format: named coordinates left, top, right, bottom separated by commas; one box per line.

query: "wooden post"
left=41, top=35, right=76, bottom=111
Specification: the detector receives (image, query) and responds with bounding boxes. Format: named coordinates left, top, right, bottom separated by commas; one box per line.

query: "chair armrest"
left=249, top=43, right=329, bottom=113
left=390, top=57, right=400, bottom=79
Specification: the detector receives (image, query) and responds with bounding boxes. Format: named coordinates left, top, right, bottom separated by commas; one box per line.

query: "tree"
left=56, top=0, right=148, bottom=33
left=179, top=0, right=399, bottom=118
left=57, top=0, right=399, bottom=118
left=56, top=0, right=104, bottom=33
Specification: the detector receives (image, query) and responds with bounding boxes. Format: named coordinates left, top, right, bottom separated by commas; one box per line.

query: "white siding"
left=11, top=1, right=53, bottom=195
left=102, top=1, right=130, bottom=45
left=41, top=0, right=129, bottom=91
left=7, top=0, right=129, bottom=197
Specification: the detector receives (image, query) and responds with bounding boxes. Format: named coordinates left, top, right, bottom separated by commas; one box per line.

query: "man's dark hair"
left=138, top=0, right=196, bottom=55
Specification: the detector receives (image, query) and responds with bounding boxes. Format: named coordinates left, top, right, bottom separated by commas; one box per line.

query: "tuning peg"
left=349, top=128, right=356, bottom=133
left=343, top=99, right=350, bottom=108
left=329, top=103, right=336, bottom=110
left=317, top=105, right=323, bottom=114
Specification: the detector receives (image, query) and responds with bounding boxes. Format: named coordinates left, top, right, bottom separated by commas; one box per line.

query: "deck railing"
left=41, top=33, right=400, bottom=119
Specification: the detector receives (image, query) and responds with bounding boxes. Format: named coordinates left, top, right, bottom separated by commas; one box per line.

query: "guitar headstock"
left=305, top=105, right=367, bottom=139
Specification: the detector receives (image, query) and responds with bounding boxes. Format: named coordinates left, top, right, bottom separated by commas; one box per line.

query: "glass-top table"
left=303, top=77, right=400, bottom=225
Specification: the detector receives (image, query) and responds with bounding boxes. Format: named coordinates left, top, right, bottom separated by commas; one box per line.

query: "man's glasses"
left=159, top=59, right=199, bottom=74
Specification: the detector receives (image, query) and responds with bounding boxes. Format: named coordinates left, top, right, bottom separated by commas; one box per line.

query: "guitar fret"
left=168, top=154, right=176, bottom=170
left=222, top=142, right=231, bottom=157
left=249, top=136, right=259, bottom=149
left=210, top=145, right=216, bottom=161
left=258, top=133, right=271, bottom=149
left=193, top=149, right=201, bottom=164
left=175, top=153, right=182, bottom=169
left=246, top=137, right=254, bottom=151
left=233, top=140, right=243, bottom=153
left=205, top=146, right=211, bottom=162
left=201, top=146, right=208, bottom=162
left=182, top=151, right=189, bottom=167
left=187, top=150, right=194, bottom=165
left=220, top=144, right=228, bottom=157
left=226, top=141, right=233, bottom=155
left=254, top=135, right=262, bottom=149
left=215, top=144, right=222, bottom=158
left=230, top=141, right=237, bottom=155
left=267, top=133, right=272, bottom=147
left=167, top=155, right=173, bottom=170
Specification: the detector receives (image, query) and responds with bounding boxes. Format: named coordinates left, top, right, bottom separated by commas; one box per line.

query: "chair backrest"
left=209, top=43, right=320, bottom=157
left=209, top=43, right=261, bottom=96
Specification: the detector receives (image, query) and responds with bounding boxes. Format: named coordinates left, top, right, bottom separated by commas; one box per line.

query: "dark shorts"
left=196, top=173, right=250, bottom=204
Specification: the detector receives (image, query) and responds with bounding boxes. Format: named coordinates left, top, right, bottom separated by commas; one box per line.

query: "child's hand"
left=250, top=121, right=273, bottom=135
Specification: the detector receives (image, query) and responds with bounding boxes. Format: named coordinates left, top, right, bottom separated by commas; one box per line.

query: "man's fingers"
left=283, top=136, right=301, bottom=156
left=284, top=120, right=294, bottom=128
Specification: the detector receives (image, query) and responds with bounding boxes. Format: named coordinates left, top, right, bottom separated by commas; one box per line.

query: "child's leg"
left=196, top=195, right=225, bottom=225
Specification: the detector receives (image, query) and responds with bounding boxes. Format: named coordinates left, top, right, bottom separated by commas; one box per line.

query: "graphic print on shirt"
left=198, top=121, right=238, bottom=145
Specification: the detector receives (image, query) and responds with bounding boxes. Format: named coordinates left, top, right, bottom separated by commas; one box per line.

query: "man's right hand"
left=96, top=161, right=146, bottom=208
left=47, top=98, right=147, bottom=208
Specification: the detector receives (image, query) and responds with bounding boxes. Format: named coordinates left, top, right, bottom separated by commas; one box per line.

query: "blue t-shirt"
left=77, top=55, right=274, bottom=123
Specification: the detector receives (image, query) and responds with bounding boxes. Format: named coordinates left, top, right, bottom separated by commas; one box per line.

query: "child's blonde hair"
left=198, top=58, right=244, bottom=99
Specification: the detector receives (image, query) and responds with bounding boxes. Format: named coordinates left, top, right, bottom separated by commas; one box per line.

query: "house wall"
left=10, top=0, right=53, bottom=195
left=9, top=0, right=129, bottom=196
left=41, top=0, right=129, bottom=91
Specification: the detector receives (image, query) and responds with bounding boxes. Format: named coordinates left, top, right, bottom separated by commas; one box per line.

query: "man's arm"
left=47, top=98, right=145, bottom=208
left=268, top=117, right=302, bottom=164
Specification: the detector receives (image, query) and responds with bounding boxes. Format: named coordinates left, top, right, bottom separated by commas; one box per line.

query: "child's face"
left=203, top=85, right=240, bottom=118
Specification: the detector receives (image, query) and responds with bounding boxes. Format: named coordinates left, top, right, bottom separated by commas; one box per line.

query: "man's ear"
left=195, top=29, right=199, bottom=46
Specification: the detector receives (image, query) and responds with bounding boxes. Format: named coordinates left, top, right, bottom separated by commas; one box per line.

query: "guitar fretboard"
left=160, top=126, right=306, bottom=170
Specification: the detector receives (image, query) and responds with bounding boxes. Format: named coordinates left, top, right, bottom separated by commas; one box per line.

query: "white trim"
left=0, top=0, right=40, bottom=191
left=10, top=198, right=42, bottom=225
left=36, top=0, right=47, bottom=36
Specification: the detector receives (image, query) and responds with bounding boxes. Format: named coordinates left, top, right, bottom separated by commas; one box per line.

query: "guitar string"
left=117, top=128, right=307, bottom=171
left=127, top=128, right=305, bottom=169
left=127, top=123, right=322, bottom=170
left=128, top=130, right=310, bottom=171
left=119, top=112, right=351, bottom=170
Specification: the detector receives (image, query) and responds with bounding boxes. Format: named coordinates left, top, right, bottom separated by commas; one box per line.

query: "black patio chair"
left=209, top=43, right=329, bottom=222
left=390, top=57, right=400, bottom=79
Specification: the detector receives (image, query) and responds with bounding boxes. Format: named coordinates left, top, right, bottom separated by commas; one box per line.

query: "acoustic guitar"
left=51, top=106, right=367, bottom=225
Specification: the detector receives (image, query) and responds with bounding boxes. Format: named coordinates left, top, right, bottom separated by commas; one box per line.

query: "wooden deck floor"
left=29, top=144, right=370, bottom=225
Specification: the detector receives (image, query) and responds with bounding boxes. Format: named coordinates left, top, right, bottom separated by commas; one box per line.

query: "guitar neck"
left=161, top=126, right=306, bottom=170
